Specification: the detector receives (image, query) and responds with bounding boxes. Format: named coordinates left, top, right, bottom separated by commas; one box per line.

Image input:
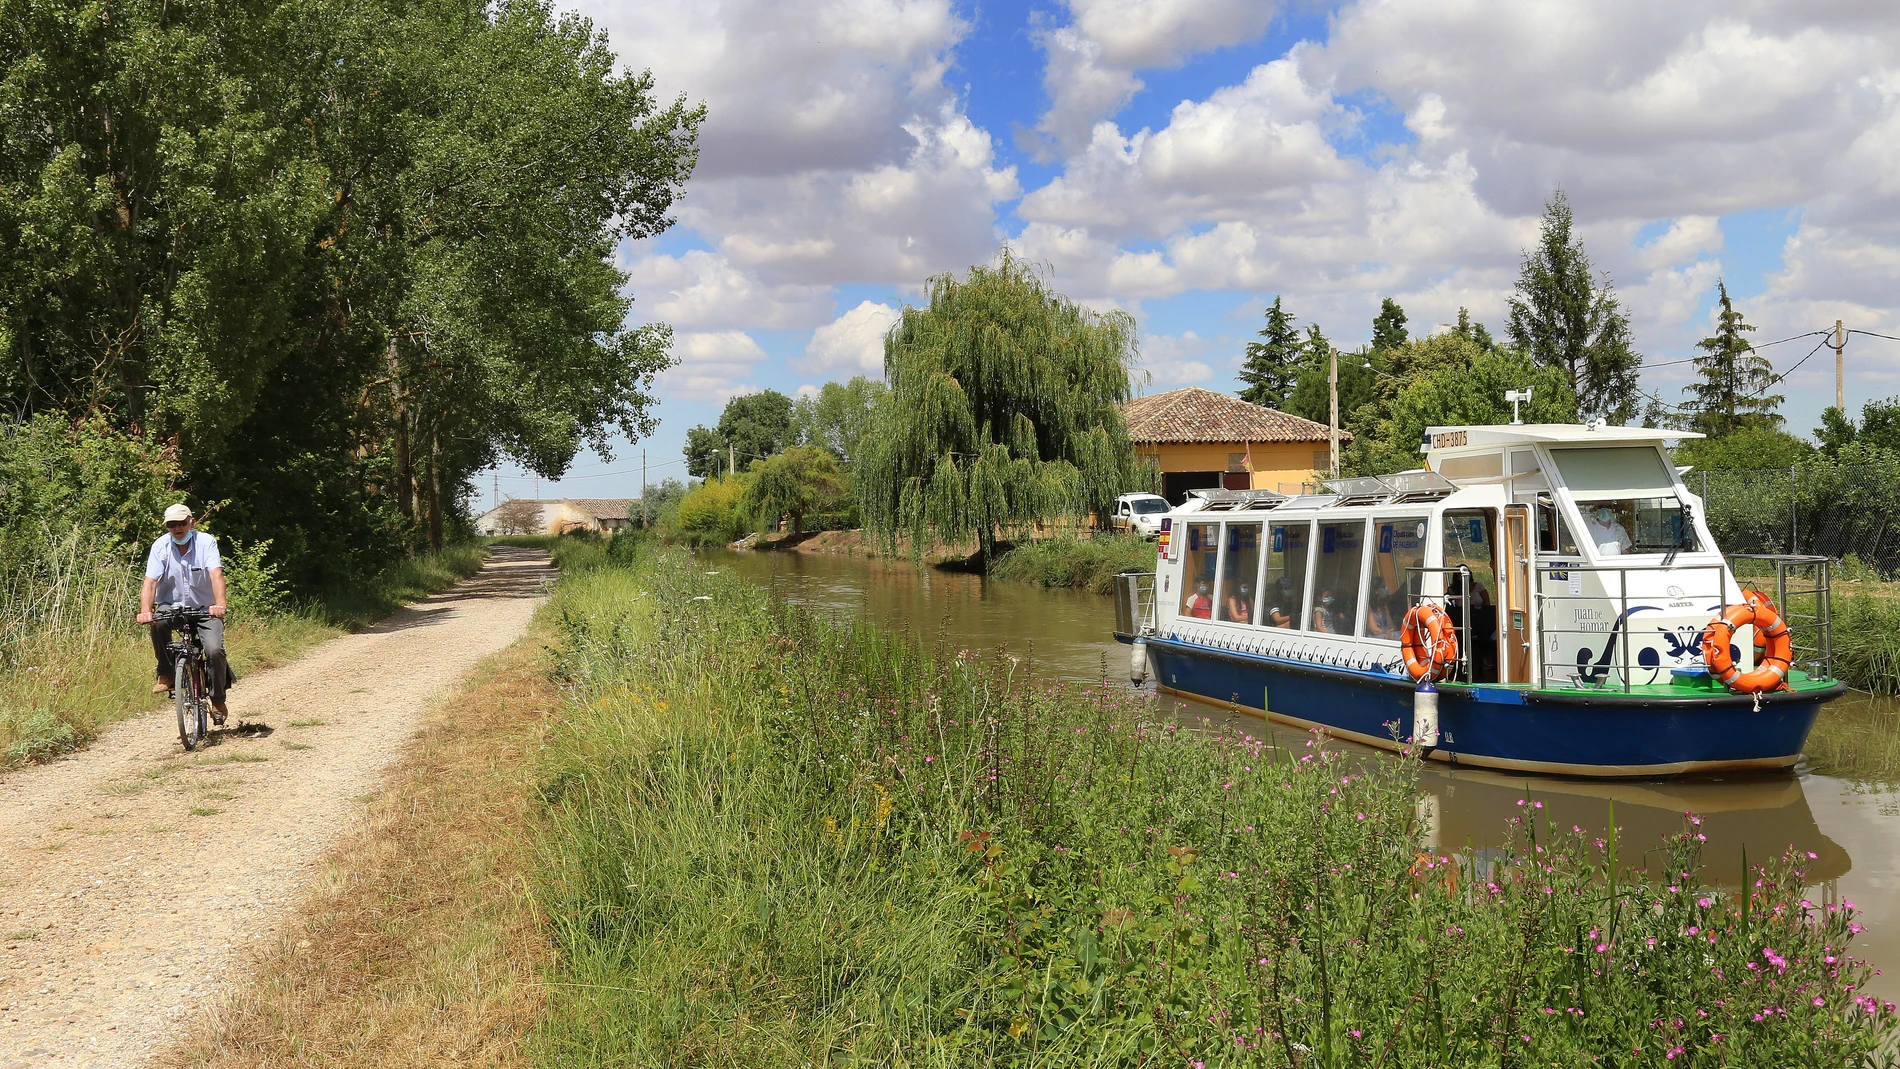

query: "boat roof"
left=1423, top=423, right=1703, bottom=451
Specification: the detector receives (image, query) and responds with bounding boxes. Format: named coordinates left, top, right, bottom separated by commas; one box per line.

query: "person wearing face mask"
left=136, top=504, right=230, bottom=718
left=1186, top=581, right=1214, bottom=619
left=1584, top=504, right=1632, bottom=556
left=1311, top=588, right=1342, bottom=633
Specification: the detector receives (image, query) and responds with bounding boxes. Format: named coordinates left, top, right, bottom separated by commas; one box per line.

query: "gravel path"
left=0, top=547, right=553, bottom=1068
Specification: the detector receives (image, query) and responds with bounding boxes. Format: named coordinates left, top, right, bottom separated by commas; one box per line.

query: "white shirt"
left=144, top=531, right=223, bottom=607
left=1584, top=516, right=1632, bottom=556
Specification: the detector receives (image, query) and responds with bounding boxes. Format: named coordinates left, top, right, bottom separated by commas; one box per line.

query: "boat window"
left=1311, top=520, right=1366, bottom=636
left=1578, top=498, right=1700, bottom=556
left=1178, top=522, right=1220, bottom=619
left=1219, top=523, right=1262, bottom=624
left=1536, top=495, right=1580, bottom=555
left=1262, top=521, right=1309, bottom=630
left=1365, top=518, right=1427, bottom=641
left=1550, top=446, right=1674, bottom=495
left=1442, top=509, right=1501, bottom=682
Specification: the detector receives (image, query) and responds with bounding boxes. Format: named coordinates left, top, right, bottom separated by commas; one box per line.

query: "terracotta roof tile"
left=564, top=498, right=634, bottom=519
left=1123, top=387, right=1342, bottom=444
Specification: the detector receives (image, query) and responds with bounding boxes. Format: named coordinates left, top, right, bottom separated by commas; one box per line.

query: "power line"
left=1644, top=330, right=1831, bottom=371
left=1849, top=328, right=1900, bottom=343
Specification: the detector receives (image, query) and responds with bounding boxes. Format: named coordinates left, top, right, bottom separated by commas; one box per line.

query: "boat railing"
left=1533, top=562, right=1728, bottom=692
left=1405, top=565, right=1475, bottom=684
left=1112, top=571, right=1157, bottom=639
left=1729, top=554, right=1835, bottom=682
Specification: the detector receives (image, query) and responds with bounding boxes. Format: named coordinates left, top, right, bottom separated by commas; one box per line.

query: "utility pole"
left=641, top=449, right=648, bottom=526
left=1328, top=346, right=1341, bottom=479
left=492, top=473, right=498, bottom=512
left=1835, top=319, right=1846, bottom=413
left=728, top=443, right=736, bottom=480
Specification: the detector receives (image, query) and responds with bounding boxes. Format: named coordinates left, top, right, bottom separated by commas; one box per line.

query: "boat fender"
left=1701, top=591, right=1794, bottom=694
left=1130, top=637, right=1149, bottom=685
left=1413, top=680, right=1440, bottom=749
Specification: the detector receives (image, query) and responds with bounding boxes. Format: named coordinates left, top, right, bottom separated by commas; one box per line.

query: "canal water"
left=709, top=547, right=1900, bottom=996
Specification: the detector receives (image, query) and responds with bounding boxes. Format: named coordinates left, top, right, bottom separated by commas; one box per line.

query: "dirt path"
left=0, top=547, right=553, bottom=1069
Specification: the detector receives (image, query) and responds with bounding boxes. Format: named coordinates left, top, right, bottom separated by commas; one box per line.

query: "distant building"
left=1123, top=387, right=1343, bottom=504
left=474, top=497, right=634, bottom=536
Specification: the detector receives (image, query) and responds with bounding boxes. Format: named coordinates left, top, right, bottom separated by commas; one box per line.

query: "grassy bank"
left=0, top=542, right=489, bottom=767
left=163, top=626, right=554, bottom=1067
left=988, top=533, right=1156, bottom=594
left=533, top=545, right=1895, bottom=1065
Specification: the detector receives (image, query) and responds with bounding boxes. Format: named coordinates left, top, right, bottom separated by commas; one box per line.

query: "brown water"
left=709, top=548, right=1900, bottom=996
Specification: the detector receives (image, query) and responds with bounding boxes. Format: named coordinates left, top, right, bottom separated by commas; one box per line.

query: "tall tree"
left=1686, top=281, right=1781, bottom=436
left=1282, top=325, right=1374, bottom=431
left=684, top=426, right=727, bottom=479
left=1237, top=296, right=1302, bottom=408
left=684, top=389, right=796, bottom=477
left=742, top=444, right=847, bottom=534
left=856, top=250, right=1139, bottom=562
left=1343, top=336, right=1577, bottom=475
left=1453, top=307, right=1496, bottom=350
left=789, top=376, right=888, bottom=465
left=1371, top=298, right=1408, bottom=353
left=1506, top=191, right=1643, bottom=424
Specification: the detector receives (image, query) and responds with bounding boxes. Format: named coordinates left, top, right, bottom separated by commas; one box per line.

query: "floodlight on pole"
left=1505, top=387, right=1533, bottom=425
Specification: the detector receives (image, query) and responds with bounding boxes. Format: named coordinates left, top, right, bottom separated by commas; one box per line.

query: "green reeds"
left=533, top=545, right=1900, bottom=1066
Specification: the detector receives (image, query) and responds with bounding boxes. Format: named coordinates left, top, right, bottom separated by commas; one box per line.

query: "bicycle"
left=154, top=605, right=217, bottom=751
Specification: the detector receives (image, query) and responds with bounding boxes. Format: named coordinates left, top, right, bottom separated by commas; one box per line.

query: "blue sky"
left=481, top=0, right=1900, bottom=509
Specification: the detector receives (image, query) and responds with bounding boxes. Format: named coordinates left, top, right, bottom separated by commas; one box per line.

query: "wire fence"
left=1698, top=460, right=1900, bottom=579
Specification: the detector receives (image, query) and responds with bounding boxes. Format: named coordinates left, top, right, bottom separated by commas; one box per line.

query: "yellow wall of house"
left=1137, top=441, right=1328, bottom=493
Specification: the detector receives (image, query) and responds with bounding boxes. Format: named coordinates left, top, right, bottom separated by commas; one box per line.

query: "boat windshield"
left=1551, top=446, right=1699, bottom=556
left=1576, top=498, right=1699, bottom=555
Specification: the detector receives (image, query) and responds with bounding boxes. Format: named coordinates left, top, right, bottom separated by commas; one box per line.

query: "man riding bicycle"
left=134, top=504, right=230, bottom=719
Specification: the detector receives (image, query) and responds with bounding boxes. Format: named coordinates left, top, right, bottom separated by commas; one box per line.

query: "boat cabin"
left=1153, top=423, right=1748, bottom=691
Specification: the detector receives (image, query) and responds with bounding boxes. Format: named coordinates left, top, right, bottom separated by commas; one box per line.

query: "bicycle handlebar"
left=151, top=605, right=213, bottom=626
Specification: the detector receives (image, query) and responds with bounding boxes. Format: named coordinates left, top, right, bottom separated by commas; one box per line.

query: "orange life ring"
left=1702, top=591, right=1794, bottom=694
left=1400, top=603, right=1459, bottom=682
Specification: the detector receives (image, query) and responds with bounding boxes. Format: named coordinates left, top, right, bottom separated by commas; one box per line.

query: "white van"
left=1111, top=492, right=1170, bottom=538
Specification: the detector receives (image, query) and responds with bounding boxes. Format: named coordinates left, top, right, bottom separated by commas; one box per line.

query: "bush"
left=533, top=547, right=1897, bottom=1065
left=672, top=473, right=751, bottom=544
left=988, top=533, right=1157, bottom=594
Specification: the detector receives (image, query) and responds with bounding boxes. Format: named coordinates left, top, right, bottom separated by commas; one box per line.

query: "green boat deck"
left=1454, top=669, right=1836, bottom=700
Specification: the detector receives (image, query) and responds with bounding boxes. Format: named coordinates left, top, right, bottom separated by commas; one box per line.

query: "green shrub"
left=672, top=473, right=751, bottom=544
left=533, top=547, right=1897, bottom=1066
left=988, top=533, right=1157, bottom=594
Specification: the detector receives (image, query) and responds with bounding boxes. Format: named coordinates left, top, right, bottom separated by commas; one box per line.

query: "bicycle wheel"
left=176, top=654, right=205, bottom=751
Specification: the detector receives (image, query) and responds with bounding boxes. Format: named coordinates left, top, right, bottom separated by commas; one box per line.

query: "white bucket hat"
left=163, top=503, right=193, bottom=524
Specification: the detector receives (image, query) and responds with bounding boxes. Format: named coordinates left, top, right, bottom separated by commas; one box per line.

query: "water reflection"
left=709, top=546, right=1900, bottom=995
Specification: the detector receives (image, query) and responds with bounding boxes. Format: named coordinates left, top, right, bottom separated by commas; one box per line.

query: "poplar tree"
left=1687, top=281, right=1782, bottom=436
left=1237, top=296, right=1302, bottom=408
left=1371, top=298, right=1409, bottom=353
left=856, top=250, right=1139, bottom=563
left=1506, top=191, right=1643, bottom=424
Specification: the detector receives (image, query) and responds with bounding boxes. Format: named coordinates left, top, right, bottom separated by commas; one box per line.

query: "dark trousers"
left=152, top=614, right=229, bottom=703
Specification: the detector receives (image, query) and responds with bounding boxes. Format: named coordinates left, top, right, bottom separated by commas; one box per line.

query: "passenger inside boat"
left=1311, top=588, right=1344, bottom=633
left=1219, top=523, right=1262, bottom=624
left=1225, top=583, right=1254, bottom=624
left=1441, top=508, right=1502, bottom=683
left=1264, top=522, right=1307, bottom=629
left=1364, top=578, right=1399, bottom=640
left=1186, top=582, right=1213, bottom=619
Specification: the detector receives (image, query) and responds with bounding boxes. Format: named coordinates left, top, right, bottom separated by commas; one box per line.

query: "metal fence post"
left=1791, top=465, right=1798, bottom=554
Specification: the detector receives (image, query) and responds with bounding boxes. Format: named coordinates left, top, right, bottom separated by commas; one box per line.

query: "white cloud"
left=656, top=331, right=771, bottom=402
left=623, top=249, right=830, bottom=330
left=1637, top=217, right=1724, bottom=271
left=1135, top=330, right=1217, bottom=389
left=797, top=300, right=903, bottom=375
left=1031, top=0, right=1277, bottom=155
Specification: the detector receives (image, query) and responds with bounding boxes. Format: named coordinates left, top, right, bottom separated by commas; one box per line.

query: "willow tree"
left=857, top=251, right=1140, bottom=563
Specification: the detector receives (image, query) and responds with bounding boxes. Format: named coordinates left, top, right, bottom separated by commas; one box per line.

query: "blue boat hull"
left=1143, top=635, right=1840, bottom=778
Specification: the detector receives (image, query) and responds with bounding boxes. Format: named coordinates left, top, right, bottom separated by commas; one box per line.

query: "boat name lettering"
left=1668, top=600, right=1695, bottom=609
left=1430, top=430, right=1468, bottom=449
left=1570, top=606, right=1612, bottom=633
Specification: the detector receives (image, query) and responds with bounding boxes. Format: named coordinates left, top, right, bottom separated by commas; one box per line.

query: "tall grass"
left=1834, top=594, right=1900, bottom=695
left=987, top=533, right=1157, bottom=594
left=534, top=546, right=1897, bottom=1066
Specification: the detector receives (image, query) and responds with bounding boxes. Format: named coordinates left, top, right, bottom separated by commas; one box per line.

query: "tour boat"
left=1111, top=422, right=1845, bottom=778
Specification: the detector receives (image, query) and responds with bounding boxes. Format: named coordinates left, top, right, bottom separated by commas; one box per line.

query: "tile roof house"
left=1123, top=386, right=1344, bottom=503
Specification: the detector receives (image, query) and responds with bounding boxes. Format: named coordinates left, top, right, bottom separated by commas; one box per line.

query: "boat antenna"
left=1505, top=386, right=1533, bottom=425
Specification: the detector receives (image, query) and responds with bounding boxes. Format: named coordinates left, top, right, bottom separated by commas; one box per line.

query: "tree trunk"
left=388, top=336, right=413, bottom=524
left=427, top=430, right=444, bottom=551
